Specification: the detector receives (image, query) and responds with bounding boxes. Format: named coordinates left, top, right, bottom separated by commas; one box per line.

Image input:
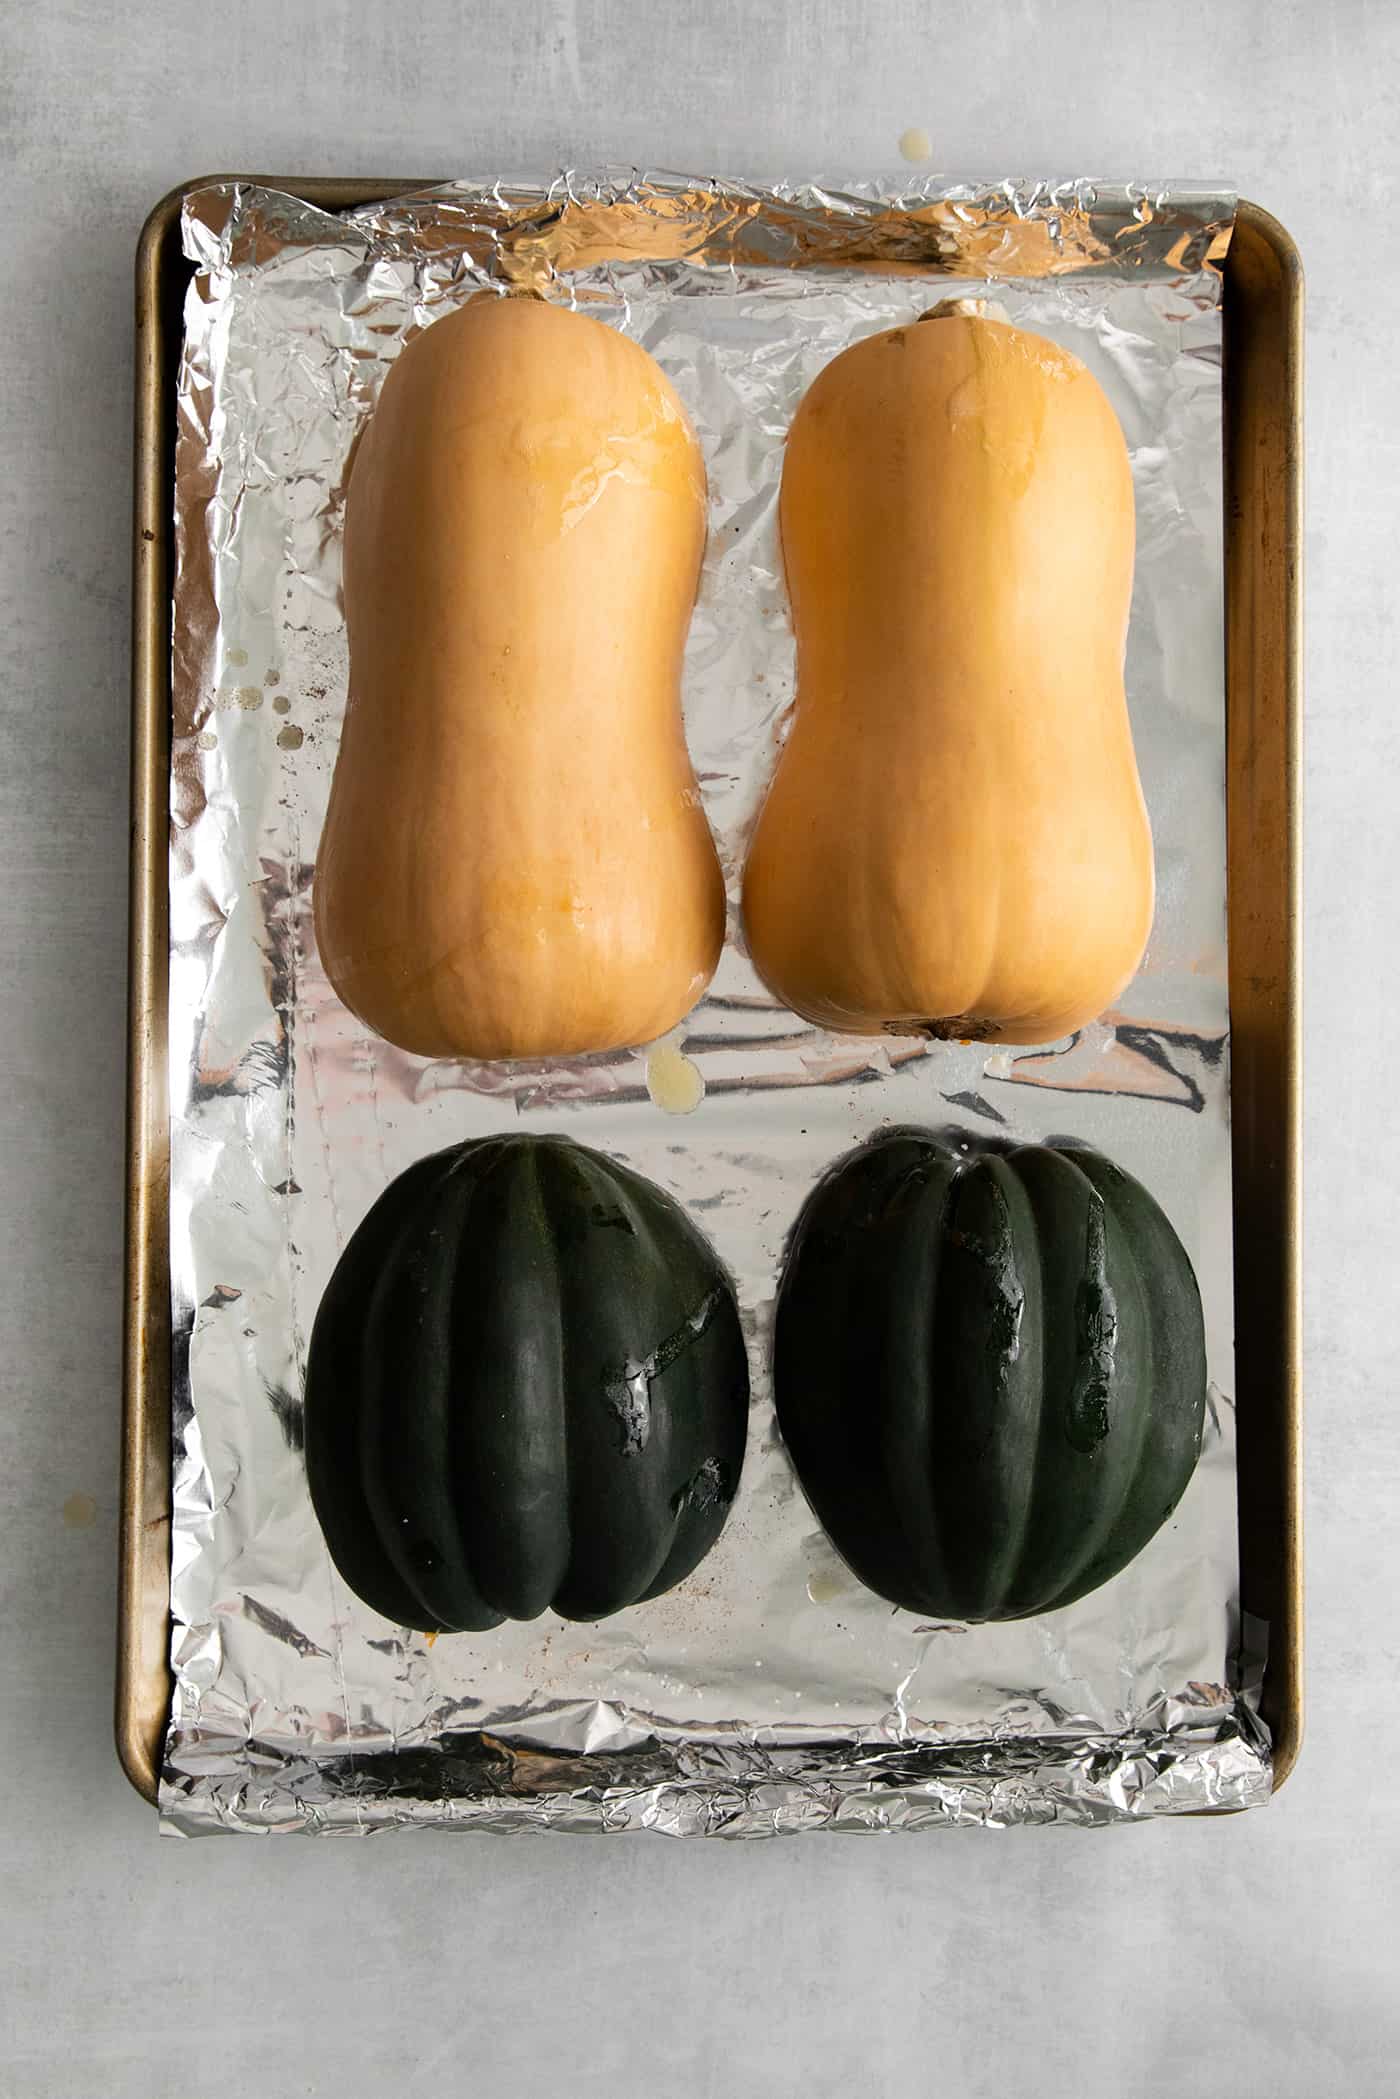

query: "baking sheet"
left=161, top=173, right=1269, bottom=1833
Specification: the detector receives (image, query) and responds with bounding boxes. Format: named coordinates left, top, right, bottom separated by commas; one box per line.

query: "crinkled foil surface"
left=163, top=173, right=1269, bottom=1835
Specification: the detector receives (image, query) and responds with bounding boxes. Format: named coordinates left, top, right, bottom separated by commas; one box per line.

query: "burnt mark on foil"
left=239, top=1591, right=330, bottom=1660
left=264, top=1380, right=305, bottom=1453
left=200, top=1282, right=244, bottom=1310
left=941, top=1088, right=1010, bottom=1126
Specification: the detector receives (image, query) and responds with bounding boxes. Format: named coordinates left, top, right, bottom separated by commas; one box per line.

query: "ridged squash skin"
left=304, top=1135, right=749, bottom=1632
left=742, top=311, right=1154, bottom=1045
left=315, top=294, right=724, bottom=1061
left=774, top=1132, right=1205, bottom=1621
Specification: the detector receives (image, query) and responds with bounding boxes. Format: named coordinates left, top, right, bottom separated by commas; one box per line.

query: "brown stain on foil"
left=63, top=1492, right=97, bottom=1530
left=451, top=183, right=1130, bottom=293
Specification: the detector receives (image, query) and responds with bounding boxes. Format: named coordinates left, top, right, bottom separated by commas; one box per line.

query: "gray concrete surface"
left=2, top=3, right=1396, bottom=2092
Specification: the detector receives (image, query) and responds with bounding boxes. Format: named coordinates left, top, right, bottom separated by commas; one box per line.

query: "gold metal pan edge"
left=1223, top=202, right=1304, bottom=1793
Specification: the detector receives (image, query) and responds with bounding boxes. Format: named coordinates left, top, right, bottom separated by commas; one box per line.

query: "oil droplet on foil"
left=277, top=724, right=304, bottom=750
left=63, top=1492, right=97, bottom=1529
left=225, top=645, right=248, bottom=668
left=272, top=694, right=291, bottom=714
left=237, top=686, right=263, bottom=710
left=899, top=127, right=932, bottom=164
left=646, top=1040, right=704, bottom=1115
left=803, top=1530, right=852, bottom=1606
left=196, top=730, right=218, bottom=751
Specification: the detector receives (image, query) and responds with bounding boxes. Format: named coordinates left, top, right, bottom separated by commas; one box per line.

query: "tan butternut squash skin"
left=315, top=294, right=724, bottom=1060
left=742, top=312, right=1154, bottom=1045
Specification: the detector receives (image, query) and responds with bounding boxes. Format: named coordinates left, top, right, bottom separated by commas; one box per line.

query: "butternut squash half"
left=315, top=294, right=724, bottom=1061
left=742, top=309, right=1154, bottom=1045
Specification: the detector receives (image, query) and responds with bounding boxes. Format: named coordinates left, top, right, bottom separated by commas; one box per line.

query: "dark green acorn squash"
left=304, top=1135, right=748, bottom=1632
left=774, top=1131, right=1206, bottom=1621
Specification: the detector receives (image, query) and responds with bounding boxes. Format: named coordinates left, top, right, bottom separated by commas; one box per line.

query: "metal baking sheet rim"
left=118, top=175, right=1303, bottom=1814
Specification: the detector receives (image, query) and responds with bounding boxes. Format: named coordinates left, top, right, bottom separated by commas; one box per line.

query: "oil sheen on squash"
left=303, top=1135, right=749, bottom=1631
left=774, top=1132, right=1206, bottom=1622
left=315, top=293, right=725, bottom=1061
left=742, top=310, right=1154, bottom=1045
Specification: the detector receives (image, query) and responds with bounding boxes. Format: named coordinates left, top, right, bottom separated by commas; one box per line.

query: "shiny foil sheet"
left=162, top=173, right=1268, bottom=1835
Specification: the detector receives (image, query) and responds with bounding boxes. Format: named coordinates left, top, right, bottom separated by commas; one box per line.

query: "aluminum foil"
left=162, top=172, right=1268, bottom=1835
